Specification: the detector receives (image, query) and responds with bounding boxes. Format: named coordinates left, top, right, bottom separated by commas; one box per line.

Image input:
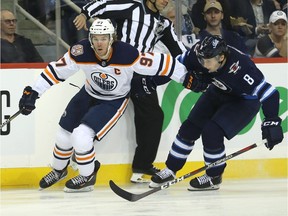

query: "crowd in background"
left=165, top=0, right=287, bottom=57
left=1, top=0, right=287, bottom=63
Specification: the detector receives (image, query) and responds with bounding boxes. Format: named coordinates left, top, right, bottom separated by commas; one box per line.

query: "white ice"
left=0, top=178, right=287, bottom=216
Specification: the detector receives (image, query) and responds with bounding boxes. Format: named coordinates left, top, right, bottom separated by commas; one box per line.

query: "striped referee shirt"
left=81, top=0, right=187, bottom=57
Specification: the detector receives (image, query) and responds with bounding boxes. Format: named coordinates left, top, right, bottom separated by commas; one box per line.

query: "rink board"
left=0, top=59, right=287, bottom=188
left=0, top=158, right=287, bottom=188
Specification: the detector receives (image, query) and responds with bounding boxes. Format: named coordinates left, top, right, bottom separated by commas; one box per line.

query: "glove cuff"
left=262, top=117, right=282, bottom=127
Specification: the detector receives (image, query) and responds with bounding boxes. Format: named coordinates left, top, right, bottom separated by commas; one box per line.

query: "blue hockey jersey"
left=177, top=43, right=280, bottom=118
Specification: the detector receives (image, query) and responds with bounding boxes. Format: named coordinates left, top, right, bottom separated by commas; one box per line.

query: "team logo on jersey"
left=154, top=18, right=165, bottom=36
left=212, top=39, right=219, bottom=48
left=71, top=45, right=84, bottom=56
left=212, top=78, right=230, bottom=92
left=91, top=72, right=117, bottom=91
left=228, top=61, right=241, bottom=74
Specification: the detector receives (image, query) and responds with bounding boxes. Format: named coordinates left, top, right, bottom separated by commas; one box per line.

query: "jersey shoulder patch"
left=71, top=44, right=84, bottom=56
left=69, top=39, right=97, bottom=62
left=226, top=47, right=255, bottom=72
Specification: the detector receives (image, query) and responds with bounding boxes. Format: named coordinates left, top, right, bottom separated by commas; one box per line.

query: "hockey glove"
left=261, top=117, right=283, bottom=150
left=19, top=86, right=39, bottom=115
left=130, top=76, right=156, bottom=98
left=183, top=71, right=210, bottom=93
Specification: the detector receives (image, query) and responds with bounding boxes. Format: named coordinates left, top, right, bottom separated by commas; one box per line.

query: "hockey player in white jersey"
left=18, top=18, right=190, bottom=192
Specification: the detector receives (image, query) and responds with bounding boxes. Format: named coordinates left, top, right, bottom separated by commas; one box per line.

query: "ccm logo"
left=263, top=121, right=279, bottom=126
left=161, top=176, right=185, bottom=189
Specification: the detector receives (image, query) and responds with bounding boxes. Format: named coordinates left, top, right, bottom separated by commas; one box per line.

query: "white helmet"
left=89, top=18, right=115, bottom=35
left=89, top=19, right=116, bottom=58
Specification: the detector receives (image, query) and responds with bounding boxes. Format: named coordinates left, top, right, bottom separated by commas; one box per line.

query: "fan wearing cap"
left=190, top=0, right=233, bottom=31
left=254, top=10, right=287, bottom=57
left=203, top=0, right=222, bottom=13
left=198, top=0, right=247, bottom=54
left=230, top=0, right=277, bottom=56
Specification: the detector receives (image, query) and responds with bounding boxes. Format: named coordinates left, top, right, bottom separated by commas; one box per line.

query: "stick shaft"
left=0, top=109, right=22, bottom=130
left=109, top=139, right=266, bottom=202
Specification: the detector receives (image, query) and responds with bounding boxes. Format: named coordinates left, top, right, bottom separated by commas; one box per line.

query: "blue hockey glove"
left=261, top=117, right=283, bottom=150
left=130, top=76, right=156, bottom=98
left=19, top=86, right=39, bottom=115
left=183, top=71, right=210, bottom=93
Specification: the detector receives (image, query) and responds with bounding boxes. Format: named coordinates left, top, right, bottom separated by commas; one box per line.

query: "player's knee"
left=55, top=126, right=72, bottom=149
left=71, top=124, right=95, bottom=153
left=202, top=121, right=225, bottom=150
left=178, top=119, right=201, bottom=142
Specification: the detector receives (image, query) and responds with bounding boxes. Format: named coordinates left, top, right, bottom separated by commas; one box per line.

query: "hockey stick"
left=109, top=139, right=267, bottom=202
left=0, top=109, right=23, bottom=130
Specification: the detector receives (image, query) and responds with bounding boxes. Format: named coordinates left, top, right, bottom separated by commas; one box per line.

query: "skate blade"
left=187, top=185, right=220, bottom=191
left=63, top=185, right=94, bottom=193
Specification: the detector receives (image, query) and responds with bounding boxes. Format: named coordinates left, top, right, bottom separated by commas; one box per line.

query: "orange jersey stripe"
left=44, top=68, right=60, bottom=84
left=160, top=54, right=171, bottom=76
left=97, top=98, right=129, bottom=139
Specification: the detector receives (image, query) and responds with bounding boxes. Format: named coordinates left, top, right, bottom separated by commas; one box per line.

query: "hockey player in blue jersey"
left=150, top=35, right=284, bottom=190
left=18, top=18, right=188, bottom=192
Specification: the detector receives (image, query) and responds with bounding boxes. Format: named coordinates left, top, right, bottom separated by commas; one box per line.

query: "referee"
left=74, top=0, right=186, bottom=183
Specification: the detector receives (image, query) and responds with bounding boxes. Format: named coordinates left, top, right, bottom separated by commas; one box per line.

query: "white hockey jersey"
left=32, top=40, right=187, bottom=100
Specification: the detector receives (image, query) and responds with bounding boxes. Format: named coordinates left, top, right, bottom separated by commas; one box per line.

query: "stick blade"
left=109, top=180, right=137, bottom=202
left=109, top=180, right=162, bottom=202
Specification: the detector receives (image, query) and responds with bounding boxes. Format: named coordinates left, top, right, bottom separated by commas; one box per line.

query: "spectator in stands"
left=273, top=0, right=288, bottom=15
left=230, top=0, right=276, bottom=55
left=20, top=0, right=47, bottom=25
left=0, top=9, right=44, bottom=63
left=190, top=0, right=232, bottom=31
left=160, top=0, right=199, bottom=50
left=272, top=0, right=282, bottom=10
left=61, top=0, right=90, bottom=45
left=198, top=1, right=247, bottom=53
left=254, top=10, right=287, bottom=57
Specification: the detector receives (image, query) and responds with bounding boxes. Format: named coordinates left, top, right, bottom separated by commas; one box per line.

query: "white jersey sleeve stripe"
left=252, top=79, right=266, bottom=96
left=260, top=87, right=276, bottom=102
